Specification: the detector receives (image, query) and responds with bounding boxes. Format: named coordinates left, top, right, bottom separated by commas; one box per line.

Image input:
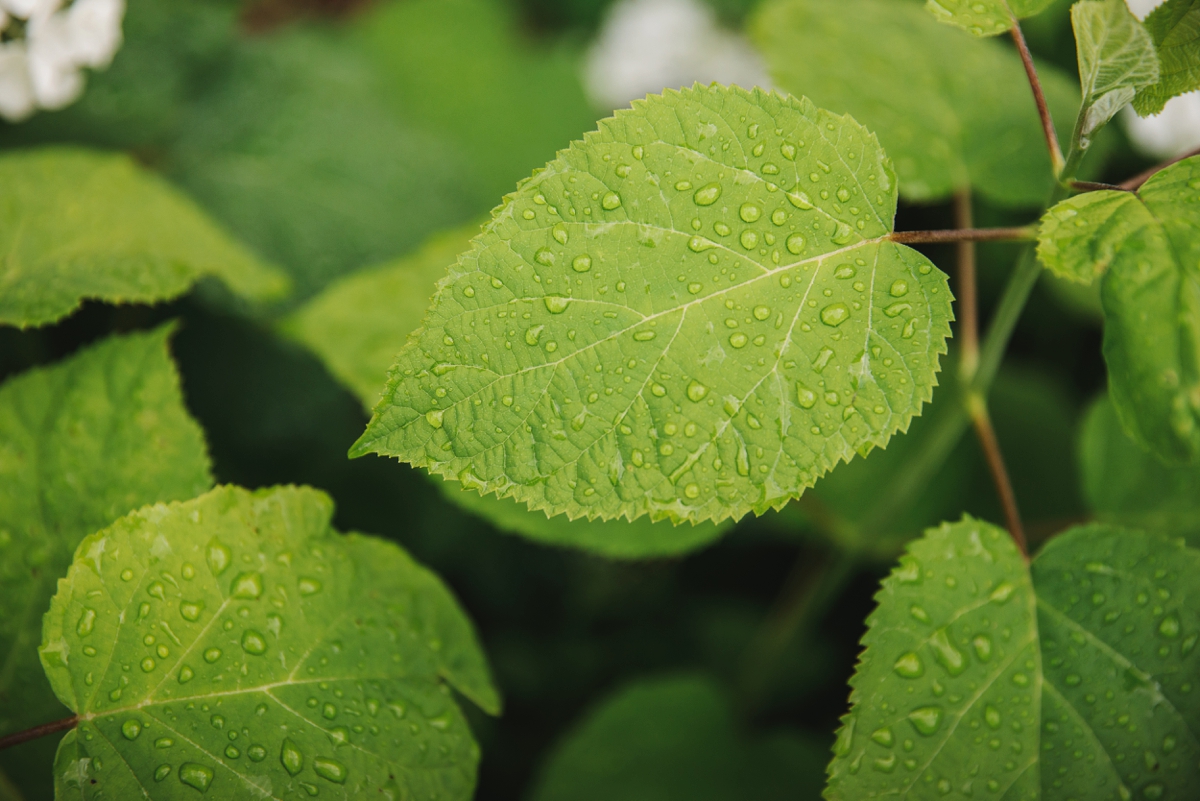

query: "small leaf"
left=0, top=149, right=289, bottom=329
left=530, top=674, right=826, bottom=801
left=284, top=227, right=732, bottom=557
left=42, top=485, right=499, bottom=800
left=752, top=0, right=1083, bottom=206
left=826, top=519, right=1200, bottom=799
left=924, top=0, right=1057, bottom=37
left=1036, top=157, right=1200, bottom=463
left=1072, top=0, right=1160, bottom=139
left=0, top=327, right=212, bottom=798
left=354, top=85, right=953, bottom=525
left=1079, top=394, right=1200, bottom=544
left=1133, top=0, right=1200, bottom=116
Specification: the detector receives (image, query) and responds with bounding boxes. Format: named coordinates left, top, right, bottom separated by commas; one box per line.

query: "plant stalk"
left=1119, top=145, right=1200, bottom=191
left=888, top=226, right=1035, bottom=245
left=954, top=190, right=980, bottom=380
left=1010, top=22, right=1064, bottom=176
left=0, top=716, right=78, bottom=751
left=967, top=392, right=1028, bottom=557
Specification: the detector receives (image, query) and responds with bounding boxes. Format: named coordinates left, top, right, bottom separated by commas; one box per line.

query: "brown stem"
left=1119, top=145, right=1200, bottom=191
left=954, top=190, right=980, bottom=379
left=967, top=393, right=1028, bottom=558
left=888, top=226, right=1035, bottom=245
left=1010, top=23, right=1065, bottom=175
left=0, top=715, right=78, bottom=751
left=1070, top=180, right=1128, bottom=193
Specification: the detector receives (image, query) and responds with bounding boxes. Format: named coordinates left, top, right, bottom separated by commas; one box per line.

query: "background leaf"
left=1133, top=0, right=1200, bottom=116
left=0, top=148, right=289, bottom=329
left=827, top=519, right=1200, bottom=799
left=42, top=484, right=498, bottom=800
left=1037, top=157, right=1200, bottom=464
left=0, top=327, right=212, bottom=800
left=283, top=226, right=732, bottom=557
left=527, top=673, right=826, bottom=801
left=924, top=0, right=1057, bottom=37
left=354, top=84, right=954, bottom=525
left=751, top=0, right=1083, bottom=206
left=1072, top=0, right=1160, bottom=139
left=1079, top=394, right=1200, bottom=544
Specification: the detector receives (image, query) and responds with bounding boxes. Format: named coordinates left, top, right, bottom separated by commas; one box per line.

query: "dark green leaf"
left=1072, top=0, right=1160, bottom=139
left=1134, top=0, right=1200, bottom=116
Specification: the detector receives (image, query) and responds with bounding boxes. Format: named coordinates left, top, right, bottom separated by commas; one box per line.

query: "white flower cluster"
left=0, top=0, right=124, bottom=122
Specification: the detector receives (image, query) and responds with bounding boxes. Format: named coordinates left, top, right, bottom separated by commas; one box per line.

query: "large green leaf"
left=354, top=84, right=954, bottom=525
left=924, top=0, right=1057, bottom=37
left=0, top=327, right=212, bottom=799
left=1079, top=394, right=1200, bottom=544
left=1072, top=0, right=1161, bottom=141
left=1037, top=157, right=1200, bottom=463
left=42, top=484, right=499, bottom=800
left=529, top=674, right=826, bottom=801
left=1133, top=0, right=1200, bottom=116
left=284, top=227, right=731, bottom=557
left=0, top=149, right=289, bottom=329
left=751, top=0, right=1082, bottom=206
left=825, top=518, right=1200, bottom=799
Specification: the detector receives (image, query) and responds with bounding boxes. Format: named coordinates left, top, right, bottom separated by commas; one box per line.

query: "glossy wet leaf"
left=924, top=0, right=1056, bottom=37
left=530, top=674, right=826, bottom=801
left=1079, top=394, right=1200, bottom=544
left=752, top=0, right=1082, bottom=205
left=285, top=227, right=731, bottom=557
left=42, top=485, right=498, bottom=800
left=0, top=327, right=212, bottom=798
left=0, top=149, right=289, bottom=329
left=826, top=519, right=1200, bottom=800
left=1072, top=0, right=1160, bottom=139
left=1133, top=0, right=1200, bottom=116
left=1037, top=157, right=1200, bottom=463
left=825, top=518, right=1041, bottom=799
left=354, top=85, right=954, bottom=525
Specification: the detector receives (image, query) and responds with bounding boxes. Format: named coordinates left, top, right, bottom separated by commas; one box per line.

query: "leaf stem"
left=1119, top=145, right=1200, bottom=191
left=966, top=392, right=1028, bottom=557
left=0, top=715, right=78, bottom=751
left=888, top=226, right=1036, bottom=245
left=954, top=190, right=980, bottom=380
left=1010, top=22, right=1065, bottom=176
left=1070, top=180, right=1128, bottom=193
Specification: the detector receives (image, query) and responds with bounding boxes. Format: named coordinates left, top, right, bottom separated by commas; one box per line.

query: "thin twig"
left=1010, top=23, right=1065, bottom=175
left=0, top=715, right=78, bottom=751
left=888, top=226, right=1035, bottom=245
left=1119, top=145, right=1200, bottom=191
left=954, top=190, right=980, bottom=379
left=1070, top=180, right=1127, bottom=193
left=967, top=393, right=1028, bottom=558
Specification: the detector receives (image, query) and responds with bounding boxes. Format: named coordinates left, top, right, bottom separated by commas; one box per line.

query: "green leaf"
left=1037, top=157, right=1200, bottom=463
left=284, top=227, right=732, bottom=557
left=1079, top=394, right=1200, bottom=544
left=42, top=484, right=499, bottom=800
left=529, top=674, right=827, bottom=801
left=751, top=0, right=1083, bottom=206
left=0, top=148, right=289, bottom=330
left=354, top=84, right=954, bottom=525
left=1133, top=0, right=1200, bottom=116
left=825, top=518, right=1200, bottom=800
left=1072, top=0, right=1161, bottom=140
left=0, top=327, right=212, bottom=799
left=924, top=0, right=1057, bottom=36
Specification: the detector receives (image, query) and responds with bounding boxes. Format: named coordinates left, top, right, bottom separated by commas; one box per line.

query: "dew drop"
left=314, top=757, right=348, bottom=784
left=76, top=608, right=97, bottom=637
left=796, top=384, right=816, bottom=409
left=248, top=745, right=267, bottom=762
left=601, top=191, right=622, bottom=210
left=972, top=635, right=993, bottom=662
left=178, top=763, right=214, bottom=793
left=155, top=765, right=172, bottom=782
left=786, top=190, right=813, bottom=209
left=230, top=572, right=263, bottom=600
left=821, top=303, right=850, bottom=327
left=121, top=719, right=142, bottom=740
left=178, top=665, right=194, bottom=683
left=890, top=279, right=909, bottom=297
left=241, top=629, right=267, bottom=655
left=203, top=648, right=222, bottom=664
left=1159, top=615, right=1180, bottom=638
left=740, top=203, right=761, bottom=223
left=740, top=230, right=759, bottom=249
left=633, top=330, right=656, bottom=342
left=180, top=601, right=204, bottom=622
left=893, top=652, right=924, bottom=678
left=693, top=183, right=722, bottom=206
left=426, top=409, right=444, bottom=429
left=687, top=381, right=709, bottom=402
left=298, top=577, right=322, bottom=596
left=280, top=738, right=304, bottom=776
left=544, top=295, right=570, bottom=314
left=141, top=657, right=156, bottom=673
left=908, top=706, right=943, bottom=736
left=572, top=254, right=593, bottom=272
left=930, top=628, right=967, bottom=676
left=206, top=540, right=231, bottom=576
left=729, top=332, right=748, bottom=348
left=785, top=233, right=805, bottom=254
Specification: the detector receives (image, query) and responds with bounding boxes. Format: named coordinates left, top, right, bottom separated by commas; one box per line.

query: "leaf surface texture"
left=1134, top=0, right=1200, bottom=115
left=42, top=485, right=498, bottom=800
left=1072, top=0, right=1161, bottom=138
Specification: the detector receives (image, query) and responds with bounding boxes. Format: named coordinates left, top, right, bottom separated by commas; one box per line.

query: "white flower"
left=584, top=0, right=770, bottom=111
left=0, top=0, right=123, bottom=121
left=1123, top=93, right=1200, bottom=159
left=0, top=41, right=35, bottom=120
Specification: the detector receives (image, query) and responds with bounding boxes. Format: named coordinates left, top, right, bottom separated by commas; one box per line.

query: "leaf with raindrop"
left=0, top=326, right=212, bottom=800
left=41, top=485, right=499, bottom=800
left=923, top=0, right=1057, bottom=37
left=1037, top=156, right=1200, bottom=464
left=0, top=149, right=289, bottom=330
left=1072, top=0, right=1160, bottom=141
left=352, top=84, right=954, bottom=526
left=751, top=0, right=1083, bottom=206
left=826, top=517, right=1200, bottom=800
left=1132, top=0, right=1200, bottom=116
